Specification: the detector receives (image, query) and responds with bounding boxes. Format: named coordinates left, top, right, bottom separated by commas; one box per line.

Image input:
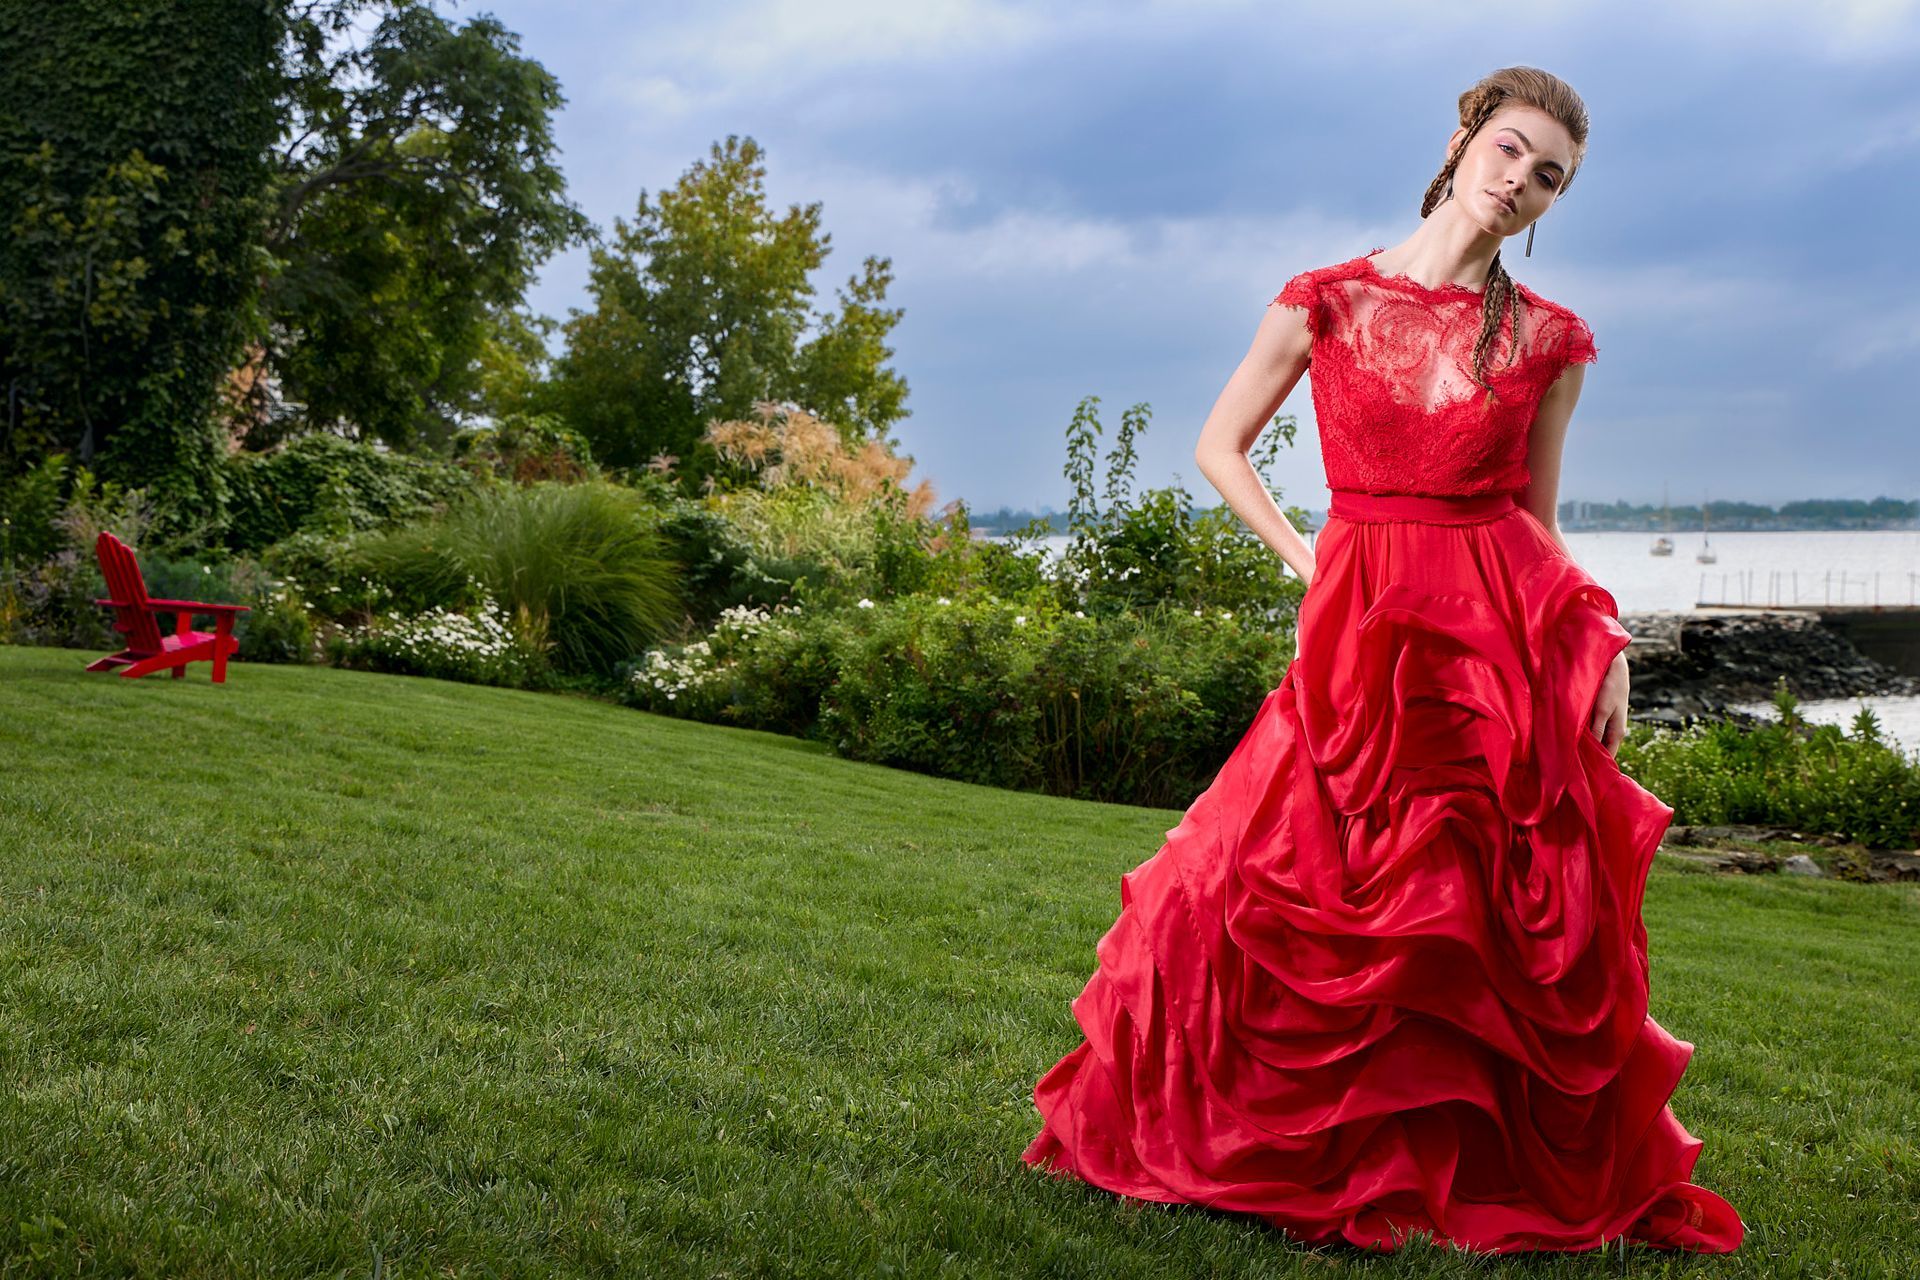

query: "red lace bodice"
left=1271, top=247, right=1598, bottom=498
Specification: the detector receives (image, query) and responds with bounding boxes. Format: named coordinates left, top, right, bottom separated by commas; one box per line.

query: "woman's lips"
left=1488, top=190, right=1516, bottom=214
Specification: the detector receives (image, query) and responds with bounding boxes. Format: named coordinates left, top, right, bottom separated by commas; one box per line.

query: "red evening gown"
left=1021, top=248, right=1746, bottom=1255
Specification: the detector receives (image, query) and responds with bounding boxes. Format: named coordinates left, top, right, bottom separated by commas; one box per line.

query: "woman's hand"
left=1590, top=651, right=1630, bottom=756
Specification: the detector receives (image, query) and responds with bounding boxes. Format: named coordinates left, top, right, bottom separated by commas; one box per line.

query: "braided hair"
left=1420, top=67, right=1590, bottom=393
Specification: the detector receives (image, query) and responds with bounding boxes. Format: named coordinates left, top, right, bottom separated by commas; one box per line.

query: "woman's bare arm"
left=1521, top=361, right=1632, bottom=753
left=1517, top=363, right=1587, bottom=556
left=1192, top=300, right=1318, bottom=582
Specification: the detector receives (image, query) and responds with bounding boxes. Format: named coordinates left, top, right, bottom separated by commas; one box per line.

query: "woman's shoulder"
left=1510, top=276, right=1587, bottom=324
left=1271, top=249, right=1380, bottom=302
left=1511, top=277, right=1599, bottom=366
left=1269, top=249, right=1381, bottom=332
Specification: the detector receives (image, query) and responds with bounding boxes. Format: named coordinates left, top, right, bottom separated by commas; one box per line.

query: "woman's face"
left=1446, top=105, right=1576, bottom=236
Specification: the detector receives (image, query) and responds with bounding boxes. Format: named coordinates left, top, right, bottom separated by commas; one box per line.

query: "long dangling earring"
left=1525, top=220, right=1536, bottom=257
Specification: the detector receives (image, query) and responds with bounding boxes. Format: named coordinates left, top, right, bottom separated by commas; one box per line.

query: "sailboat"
left=1650, top=482, right=1674, bottom=556
left=1695, top=496, right=1717, bottom=564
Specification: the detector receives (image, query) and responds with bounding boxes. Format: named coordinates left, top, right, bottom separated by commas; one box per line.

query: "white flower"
left=1074, top=610, right=1085, bottom=618
left=935, top=596, right=952, bottom=606
left=1193, top=609, right=1203, bottom=617
left=856, top=598, right=875, bottom=609
left=1014, top=615, right=1027, bottom=626
left=1221, top=610, right=1233, bottom=619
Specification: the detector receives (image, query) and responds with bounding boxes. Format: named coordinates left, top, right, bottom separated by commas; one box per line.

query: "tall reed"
left=353, top=482, right=681, bottom=675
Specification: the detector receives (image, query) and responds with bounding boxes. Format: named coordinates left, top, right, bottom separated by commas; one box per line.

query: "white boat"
left=1651, top=484, right=1675, bottom=555
left=1695, top=498, right=1717, bottom=564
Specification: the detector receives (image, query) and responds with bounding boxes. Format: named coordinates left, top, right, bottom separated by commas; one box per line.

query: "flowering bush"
left=624, top=603, right=832, bottom=734
left=330, top=597, right=543, bottom=687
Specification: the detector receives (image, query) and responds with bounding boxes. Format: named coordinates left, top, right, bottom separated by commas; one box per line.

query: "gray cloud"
left=482, top=0, right=1920, bottom=508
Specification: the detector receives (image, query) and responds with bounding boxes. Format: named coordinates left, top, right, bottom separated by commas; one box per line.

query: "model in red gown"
left=1021, top=247, right=1746, bottom=1255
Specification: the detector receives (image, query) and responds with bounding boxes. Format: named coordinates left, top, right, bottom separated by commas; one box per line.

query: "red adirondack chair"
left=87, top=531, right=249, bottom=683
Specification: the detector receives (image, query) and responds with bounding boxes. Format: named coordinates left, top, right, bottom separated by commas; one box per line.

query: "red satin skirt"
left=1021, top=488, right=1745, bottom=1255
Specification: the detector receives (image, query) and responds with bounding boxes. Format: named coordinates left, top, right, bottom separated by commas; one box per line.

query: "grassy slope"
left=0, top=645, right=1914, bottom=1278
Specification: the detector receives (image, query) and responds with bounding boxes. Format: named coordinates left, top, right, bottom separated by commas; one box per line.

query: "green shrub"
left=822, top=596, right=1292, bottom=804
left=450, top=413, right=597, bottom=484
left=1045, top=396, right=1310, bottom=624
left=627, top=593, right=1295, bottom=807
left=623, top=601, right=835, bottom=738
left=1619, top=679, right=1920, bottom=849
left=348, top=481, right=681, bottom=676
left=0, top=463, right=151, bottom=648
left=223, top=434, right=474, bottom=552
left=0, top=453, right=69, bottom=566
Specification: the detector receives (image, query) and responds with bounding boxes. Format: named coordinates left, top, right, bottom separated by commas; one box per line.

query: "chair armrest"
left=142, top=598, right=252, bottom=615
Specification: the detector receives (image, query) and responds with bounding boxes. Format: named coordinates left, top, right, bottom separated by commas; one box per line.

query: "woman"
left=1021, top=66, right=1746, bottom=1256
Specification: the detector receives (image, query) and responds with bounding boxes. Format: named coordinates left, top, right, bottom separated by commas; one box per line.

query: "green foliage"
left=629, top=594, right=1293, bottom=807
left=222, top=433, right=475, bottom=552
left=647, top=500, right=779, bottom=626
left=0, top=453, right=71, bottom=566
left=0, top=462, right=154, bottom=648
left=547, top=135, right=909, bottom=477
left=0, top=0, right=283, bottom=528
left=1618, top=678, right=1920, bottom=849
left=1051, top=394, right=1310, bottom=621
left=449, top=413, right=596, bottom=485
left=348, top=482, right=682, bottom=675
left=0, top=548, right=111, bottom=651
left=260, top=2, right=591, bottom=448
left=624, top=602, right=834, bottom=738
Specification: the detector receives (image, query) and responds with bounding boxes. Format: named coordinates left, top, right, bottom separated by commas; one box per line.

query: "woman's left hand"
left=1589, top=651, right=1630, bottom=756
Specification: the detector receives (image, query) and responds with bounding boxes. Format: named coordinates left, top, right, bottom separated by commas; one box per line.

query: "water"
left=1006, top=527, right=1920, bottom=754
left=1553, top=529, right=1920, bottom=615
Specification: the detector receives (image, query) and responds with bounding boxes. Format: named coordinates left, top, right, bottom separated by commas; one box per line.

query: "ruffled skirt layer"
left=1022, top=489, right=1744, bottom=1255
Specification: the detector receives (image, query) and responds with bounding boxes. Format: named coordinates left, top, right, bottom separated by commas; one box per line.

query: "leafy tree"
left=254, top=0, right=591, bottom=448
left=547, top=135, right=909, bottom=481
left=0, top=0, right=283, bottom=530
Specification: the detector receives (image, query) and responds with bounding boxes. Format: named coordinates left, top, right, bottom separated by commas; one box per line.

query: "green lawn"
left=1, top=645, right=1915, bottom=1278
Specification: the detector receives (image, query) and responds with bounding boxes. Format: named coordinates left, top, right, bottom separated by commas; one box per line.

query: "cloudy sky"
left=468, top=0, right=1920, bottom=515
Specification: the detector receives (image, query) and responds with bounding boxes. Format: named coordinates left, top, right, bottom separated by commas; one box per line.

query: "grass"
left=0, top=643, right=1915, bottom=1277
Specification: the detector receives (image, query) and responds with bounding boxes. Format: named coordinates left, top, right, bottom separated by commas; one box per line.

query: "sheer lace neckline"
left=1360, top=249, right=1486, bottom=300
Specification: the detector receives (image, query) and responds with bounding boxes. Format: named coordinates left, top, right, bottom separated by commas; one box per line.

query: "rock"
left=1666, top=823, right=1800, bottom=846
left=1780, top=854, right=1824, bottom=877
left=1714, top=850, right=1781, bottom=874
left=1619, top=608, right=1920, bottom=722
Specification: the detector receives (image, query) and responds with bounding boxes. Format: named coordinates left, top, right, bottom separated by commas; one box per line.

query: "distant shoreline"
left=975, top=518, right=1920, bottom=537
left=969, top=509, right=1920, bottom=537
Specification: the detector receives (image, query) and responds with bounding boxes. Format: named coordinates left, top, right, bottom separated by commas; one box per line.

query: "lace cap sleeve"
left=1557, top=309, right=1598, bottom=369
left=1270, top=269, right=1322, bottom=336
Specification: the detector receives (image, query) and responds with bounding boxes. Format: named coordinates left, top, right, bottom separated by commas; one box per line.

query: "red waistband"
left=1327, top=489, right=1519, bottom=525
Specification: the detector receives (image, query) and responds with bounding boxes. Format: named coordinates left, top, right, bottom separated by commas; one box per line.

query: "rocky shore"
left=1618, top=608, right=1920, bottom=728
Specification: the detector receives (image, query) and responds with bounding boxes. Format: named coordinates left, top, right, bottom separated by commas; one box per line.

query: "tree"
left=0, top=0, right=284, bottom=530
left=547, top=135, right=909, bottom=481
left=255, top=0, right=591, bottom=448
